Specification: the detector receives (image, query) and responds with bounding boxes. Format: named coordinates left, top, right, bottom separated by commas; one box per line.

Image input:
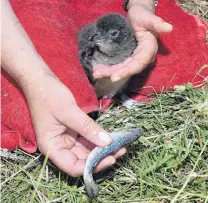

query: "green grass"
left=1, top=1, right=208, bottom=202
left=1, top=83, right=208, bottom=203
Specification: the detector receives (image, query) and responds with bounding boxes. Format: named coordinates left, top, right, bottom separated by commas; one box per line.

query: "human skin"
left=1, top=0, right=172, bottom=177
left=93, top=0, right=173, bottom=81
left=1, top=0, right=126, bottom=177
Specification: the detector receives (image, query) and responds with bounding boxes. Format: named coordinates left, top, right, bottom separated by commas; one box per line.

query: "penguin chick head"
left=90, top=13, right=133, bottom=56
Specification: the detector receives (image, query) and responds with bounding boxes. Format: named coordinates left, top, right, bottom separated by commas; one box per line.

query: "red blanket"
left=1, top=0, right=208, bottom=153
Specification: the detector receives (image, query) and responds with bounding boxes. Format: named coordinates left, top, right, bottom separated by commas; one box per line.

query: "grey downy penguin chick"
left=78, top=13, right=137, bottom=99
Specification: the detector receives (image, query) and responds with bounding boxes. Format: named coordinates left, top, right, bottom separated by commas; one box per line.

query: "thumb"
left=61, top=105, right=112, bottom=147
left=151, top=16, right=173, bottom=33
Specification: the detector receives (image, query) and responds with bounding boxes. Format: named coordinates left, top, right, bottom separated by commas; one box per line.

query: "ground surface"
left=178, top=0, right=208, bottom=23
left=1, top=1, right=208, bottom=203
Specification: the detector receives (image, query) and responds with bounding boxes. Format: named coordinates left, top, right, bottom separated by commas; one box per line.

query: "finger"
left=93, top=64, right=123, bottom=79
left=72, top=138, right=125, bottom=174
left=113, top=147, right=127, bottom=159
left=129, top=5, right=172, bottom=33
left=50, top=147, right=116, bottom=177
left=93, top=58, right=133, bottom=79
left=49, top=147, right=86, bottom=177
left=93, top=155, right=116, bottom=173
left=151, top=16, right=173, bottom=33
left=61, top=105, right=112, bottom=147
left=110, top=47, right=151, bottom=81
left=111, top=32, right=157, bottom=81
left=110, top=59, right=142, bottom=82
left=71, top=137, right=96, bottom=159
left=93, top=147, right=126, bottom=173
left=74, top=137, right=127, bottom=160
left=71, top=145, right=91, bottom=159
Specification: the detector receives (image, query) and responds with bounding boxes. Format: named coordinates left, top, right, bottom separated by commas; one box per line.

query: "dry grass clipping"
left=178, top=0, right=208, bottom=23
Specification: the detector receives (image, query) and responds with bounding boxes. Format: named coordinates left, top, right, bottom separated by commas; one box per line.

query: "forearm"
left=1, top=0, right=54, bottom=88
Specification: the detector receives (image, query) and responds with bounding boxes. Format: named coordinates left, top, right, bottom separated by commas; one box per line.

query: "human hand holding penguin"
left=93, top=0, right=173, bottom=82
left=78, top=13, right=137, bottom=99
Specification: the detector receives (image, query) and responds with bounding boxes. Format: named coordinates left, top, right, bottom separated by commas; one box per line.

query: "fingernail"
left=118, top=148, right=127, bottom=157
left=108, top=157, right=116, bottom=165
left=111, top=76, right=121, bottom=82
left=163, top=22, right=173, bottom=31
left=98, top=131, right=112, bottom=144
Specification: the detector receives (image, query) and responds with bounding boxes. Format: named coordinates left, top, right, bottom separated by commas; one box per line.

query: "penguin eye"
left=110, top=30, right=119, bottom=37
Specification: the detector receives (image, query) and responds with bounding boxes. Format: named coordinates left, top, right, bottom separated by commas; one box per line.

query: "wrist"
left=17, top=60, right=57, bottom=94
left=127, top=0, right=155, bottom=12
left=20, top=69, right=59, bottom=102
left=2, top=50, right=55, bottom=87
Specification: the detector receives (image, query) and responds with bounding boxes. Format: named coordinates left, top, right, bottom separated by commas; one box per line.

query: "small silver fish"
left=84, top=128, right=143, bottom=197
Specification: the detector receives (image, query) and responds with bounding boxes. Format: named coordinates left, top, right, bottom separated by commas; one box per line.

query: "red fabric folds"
left=1, top=0, right=207, bottom=152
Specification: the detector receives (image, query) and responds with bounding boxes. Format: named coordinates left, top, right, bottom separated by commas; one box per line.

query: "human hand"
left=2, top=0, right=126, bottom=177
left=22, top=74, right=126, bottom=177
left=93, top=1, right=173, bottom=82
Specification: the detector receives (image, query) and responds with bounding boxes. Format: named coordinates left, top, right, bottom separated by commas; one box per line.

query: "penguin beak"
left=90, top=33, right=104, bottom=43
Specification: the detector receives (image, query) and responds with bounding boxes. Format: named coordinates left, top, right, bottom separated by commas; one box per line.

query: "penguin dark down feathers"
left=78, top=13, right=136, bottom=99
